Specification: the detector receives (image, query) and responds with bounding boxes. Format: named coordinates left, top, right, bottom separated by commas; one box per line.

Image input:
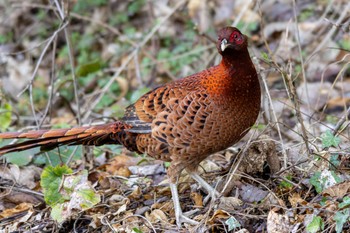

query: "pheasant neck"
left=221, top=49, right=252, bottom=71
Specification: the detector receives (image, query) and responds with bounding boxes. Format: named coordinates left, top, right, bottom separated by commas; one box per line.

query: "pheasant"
left=0, top=27, right=261, bottom=226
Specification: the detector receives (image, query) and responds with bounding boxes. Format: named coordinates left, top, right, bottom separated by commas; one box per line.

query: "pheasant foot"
left=170, top=182, right=198, bottom=227
left=190, top=172, right=221, bottom=205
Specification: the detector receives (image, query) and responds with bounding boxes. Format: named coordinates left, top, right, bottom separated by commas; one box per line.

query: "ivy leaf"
left=306, top=216, right=324, bottom=233
left=225, top=216, right=241, bottom=231
left=333, top=209, right=350, bottom=233
left=40, top=165, right=73, bottom=206
left=338, top=196, right=350, bottom=209
left=321, top=130, right=340, bottom=148
left=329, top=154, right=341, bottom=169
left=310, top=172, right=322, bottom=193
left=42, top=168, right=100, bottom=223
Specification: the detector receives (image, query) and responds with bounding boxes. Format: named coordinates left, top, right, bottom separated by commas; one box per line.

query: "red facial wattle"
left=229, top=31, right=244, bottom=45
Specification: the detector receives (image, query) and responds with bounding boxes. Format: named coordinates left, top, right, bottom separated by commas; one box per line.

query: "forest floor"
left=0, top=0, right=350, bottom=232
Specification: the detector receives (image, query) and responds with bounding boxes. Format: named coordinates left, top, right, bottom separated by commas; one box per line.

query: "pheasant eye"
left=229, top=31, right=243, bottom=45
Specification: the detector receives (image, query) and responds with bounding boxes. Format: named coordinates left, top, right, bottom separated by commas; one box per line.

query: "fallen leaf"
left=191, top=192, right=203, bottom=207
left=0, top=164, right=41, bottom=189
left=0, top=203, right=33, bottom=218
left=106, top=154, right=140, bottom=175
left=322, top=181, right=350, bottom=198
left=208, top=209, right=230, bottom=224
left=115, top=203, right=127, bottom=216
left=128, top=163, right=165, bottom=177
left=289, top=193, right=307, bottom=208
left=128, top=186, right=142, bottom=199
left=218, top=196, right=243, bottom=212
left=240, top=184, right=269, bottom=203
left=146, top=209, right=169, bottom=224
left=267, top=207, right=291, bottom=233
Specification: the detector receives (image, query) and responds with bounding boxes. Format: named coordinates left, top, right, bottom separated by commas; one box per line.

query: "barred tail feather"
left=0, top=122, right=131, bottom=155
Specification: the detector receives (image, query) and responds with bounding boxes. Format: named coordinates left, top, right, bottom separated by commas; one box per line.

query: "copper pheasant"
left=0, top=27, right=261, bottom=226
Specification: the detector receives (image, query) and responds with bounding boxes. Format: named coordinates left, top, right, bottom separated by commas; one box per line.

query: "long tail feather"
left=0, top=122, right=131, bottom=155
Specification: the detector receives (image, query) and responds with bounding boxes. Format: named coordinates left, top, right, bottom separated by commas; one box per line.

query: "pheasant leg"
left=169, top=182, right=198, bottom=227
left=190, top=172, right=220, bottom=204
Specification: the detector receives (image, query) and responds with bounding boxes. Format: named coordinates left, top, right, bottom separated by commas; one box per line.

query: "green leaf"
left=306, top=216, right=324, bottom=233
left=128, top=0, right=145, bottom=16
left=73, top=0, right=107, bottom=12
left=40, top=165, right=73, bottom=206
left=320, top=197, right=327, bottom=206
left=261, top=52, right=271, bottom=63
left=339, top=38, right=350, bottom=50
left=77, top=189, right=100, bottom=209
left=310, top=172, right=323, bottom=193
left=329, top=154, right=341, bottom=169
left=310, top=170, right=342, bottom=193
left=76, top=60, right=101, bottom=77
left=37, top=145, right=82, bottom=166
left=321, top=130, right=340, bottom=148
left=280, top=174, right=293, bottom=189
left=334, top=209, right=350, bottom=233
left=225, top=216, right=241, bottom=231
left=46, top=169, right=101, bottom=223
left=339, top=196, right=350, bottom=209
left=0, top=103, right=12, bottom=131
left=3, top=148, right=38, bottom=166
left=51, top=205, right=64, bottom=223
left=330, top=171, right=342, bottom=183
left=132, top=228, right=143, bottom=233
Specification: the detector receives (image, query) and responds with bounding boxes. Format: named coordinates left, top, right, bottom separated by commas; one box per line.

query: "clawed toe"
left=170, top=182, right=198, bottom=227
left=190, top=172, right=221, bottom=205
left=203, top=190, right=221, bottom=205
left=176, top=213, right=198, bottom=227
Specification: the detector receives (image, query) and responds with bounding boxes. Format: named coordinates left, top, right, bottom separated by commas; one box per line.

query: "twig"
left=312, top=2, right=350, bottom=57
left=221, top=128, right=258, bottom=195
left=258, top=1, right=311, bottom=157
left=232, top=0, right=251, bottom=27
left=258, top=62, right=288, bottom=168
left=292, top=0, right=310, bottom=112
left=282, top=67, right=311, bottom=155
left=333, top=106, right=350, bottom=135
left=82, top=0, right=187, bottom=122
left=38, top=36, right=57, bottom=127
left=53, top=0, right=82, bottom=125
left=16, top=21, right=69, bottom=128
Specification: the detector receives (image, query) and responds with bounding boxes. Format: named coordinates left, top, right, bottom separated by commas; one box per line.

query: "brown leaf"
left=0, top=165, right=41, bottom=189
left=208, top=209, right=230, bottom=224
left=267, top=207, right=291, bottom=233
left=218, top=196, right=243, bottom=212
left=0, top=203, right=33, bottom=218
left=322, top=181, right=350, bottom=198
left=288, top=193, right=307, bottom=208
left=240, top=184, right=268, bottom=203
left=2, top=191, right=42, bottom=206
left=146, top=209, right=169, bottom=224
left=106, top=154, right=140, bottom=175
left=190, top=192, right=203, bottom=207
left=128, top=186, right=142, bottom=199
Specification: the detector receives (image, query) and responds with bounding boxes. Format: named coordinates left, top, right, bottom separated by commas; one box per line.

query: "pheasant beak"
left=221, top=39, right=229, bottom=52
